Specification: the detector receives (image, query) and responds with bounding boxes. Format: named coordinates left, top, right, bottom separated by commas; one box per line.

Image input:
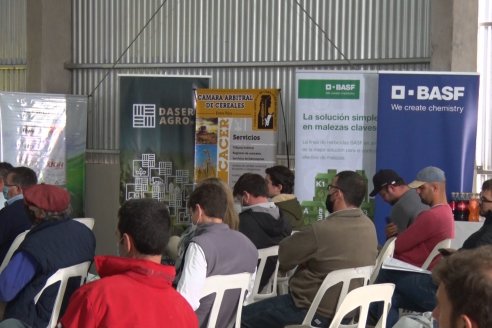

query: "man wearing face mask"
left=0, top=162, right=14, bottom=211
left=177, top=183, right=257, bottom=328
left=233, top=173, right=292, bottom=291
left=241, top=171, right=378, bottom=328
left=60, top=198, right=197, bottom=328
left=0, top=166, right=37, bottom=263
left=0, top=184, right=95, bottom=328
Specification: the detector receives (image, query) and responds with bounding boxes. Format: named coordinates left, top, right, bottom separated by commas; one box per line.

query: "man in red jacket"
left=60, top=199, right=197, bottom=327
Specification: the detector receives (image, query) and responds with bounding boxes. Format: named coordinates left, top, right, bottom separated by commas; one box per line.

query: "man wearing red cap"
left=0, top=184, right=95, bottom=328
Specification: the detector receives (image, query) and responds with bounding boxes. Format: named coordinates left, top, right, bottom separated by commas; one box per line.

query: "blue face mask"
left=2, top=186, right=9, bottom=200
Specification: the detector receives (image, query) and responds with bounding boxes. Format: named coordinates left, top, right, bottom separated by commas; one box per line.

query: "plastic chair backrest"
left=328, top=283, right=395, bottom=328
left=200, top=272, right=251, bottom=328
left=421, top=238, right=451, bottom=270
left=250, top=245, right=279, bottom=303
left=34, top=261, right=91, bottom=328
left=369, top=237, right=396, bottom=284
left=73, top=218, right=95, bottom=230
left=0, top=229, right=29, bottom=272
left=299, top=265, right=374, bottom=326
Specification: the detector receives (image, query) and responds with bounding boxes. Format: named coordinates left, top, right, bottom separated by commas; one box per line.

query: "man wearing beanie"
left=0, top=184, right=95, bottom=328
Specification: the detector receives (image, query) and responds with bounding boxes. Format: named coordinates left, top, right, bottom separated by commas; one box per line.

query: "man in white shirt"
left=177, top=183, right=258, bottom=328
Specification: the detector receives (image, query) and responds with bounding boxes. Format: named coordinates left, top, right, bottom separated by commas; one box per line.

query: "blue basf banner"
left=374, top=72, right=479, bottom=242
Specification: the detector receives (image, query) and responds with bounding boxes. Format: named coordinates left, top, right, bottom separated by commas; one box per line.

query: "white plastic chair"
left=328, top=283, right=395, bottom=328
left=421, top=238, right=451, bottom=270
left=0, top=229, right=30, bottom=272
left=34, top=261, right=91, bottom=328
left=369, top=237, right=396, bottom=284
left=286, top=265, right=374, bottom=328
left=277, top=266, right=296, bottom=295
left=200, top=272, right=252, bottom=328
left=250, top=245, right=279, bottom=303
left=277, top=231, right=300, bottom=295
left=73, top=218, right=95, bottom=230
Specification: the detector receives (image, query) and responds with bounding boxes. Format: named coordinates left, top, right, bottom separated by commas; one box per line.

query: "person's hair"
left=197, top=177, right=239, bottom=230
left=0, top=162, right=13, bottom=181
left=482, top=179, right=492, bottom=192
left=432, top=245, right=492, bottom=327
left=117, top=198, right=171, bottom=255
left=233, top=173, right=268, bottom=198
left=8, top=166, right=38, bottom=188
left=265, top=165, right=295, bottom=194
left=335, top=171, right=366, bottom=207
left=188, top=183, right=227, bottom=220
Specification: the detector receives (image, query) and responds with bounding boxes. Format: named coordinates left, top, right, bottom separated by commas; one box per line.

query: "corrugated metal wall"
left=477, top=0, right=492, bottom=185
left=0, top=0, right=27, bottom=91
left=70, top=0, right=431, bottom=164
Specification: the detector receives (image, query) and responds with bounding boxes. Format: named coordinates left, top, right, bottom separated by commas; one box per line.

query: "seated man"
left=461, top=178, right=492, bottom=249
left=233, top=173, right=292, bottom=290
left=241, top=171, right=378, bottom=328
left=0, top=162, right=14, bottom=211
left=60, top=198, right=197, bottom=327
left=370, top=169, right=428, bottom=238
left=177, top=183, right=258, bottom=328
left=0, top=184, right=95, bottom=328
left=432, top=245, right=492, bottom=328
left=372, top=166, right=455, bottom=327
left=0, top=166, right=37, bottom=263
left=265, top=165, right=304, bottom=230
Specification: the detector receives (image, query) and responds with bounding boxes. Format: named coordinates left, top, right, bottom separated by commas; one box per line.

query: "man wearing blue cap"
left=371, top=166, right=455, bottom=327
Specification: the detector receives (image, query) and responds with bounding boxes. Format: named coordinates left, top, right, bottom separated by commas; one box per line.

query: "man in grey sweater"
left=370, top=169, right=428, bottom=238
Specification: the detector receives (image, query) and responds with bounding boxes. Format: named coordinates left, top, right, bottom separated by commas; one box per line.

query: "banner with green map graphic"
left=294, top=71, right=379, bottom=224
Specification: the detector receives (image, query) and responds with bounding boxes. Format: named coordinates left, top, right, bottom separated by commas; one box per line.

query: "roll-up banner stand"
left=119, top=75, right=210, bottom=225
left=194, top=89, right=278, bottom=187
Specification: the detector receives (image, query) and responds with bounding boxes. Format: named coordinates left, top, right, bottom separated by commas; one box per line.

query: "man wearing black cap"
left=0, top=184, right=95, bottom=328
left=370, top=169, right=428, bottom=238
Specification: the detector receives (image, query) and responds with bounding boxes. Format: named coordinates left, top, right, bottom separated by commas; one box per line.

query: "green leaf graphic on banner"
left=298, top=80, right=360, bottom=99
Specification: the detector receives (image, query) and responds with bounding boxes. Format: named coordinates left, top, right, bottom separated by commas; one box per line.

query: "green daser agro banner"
left=119, top=75, right=210, bottom=225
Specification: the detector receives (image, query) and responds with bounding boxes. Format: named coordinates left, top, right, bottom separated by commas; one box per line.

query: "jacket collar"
left=95, top=255, right=175, bottom=287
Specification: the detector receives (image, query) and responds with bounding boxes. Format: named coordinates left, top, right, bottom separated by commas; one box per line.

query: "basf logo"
left=391, top=85, right=465, bottom=101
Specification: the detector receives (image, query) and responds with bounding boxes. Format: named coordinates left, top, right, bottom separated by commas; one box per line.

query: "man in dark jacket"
left=0, top=167, right=37, bottom=263
left=233, top=173, right=292, bottom=290
left=0, top=184, right=95, bottom=328
left=461, top=179, right=492, bottom=249
left=265, top=165, right=304, bottom=230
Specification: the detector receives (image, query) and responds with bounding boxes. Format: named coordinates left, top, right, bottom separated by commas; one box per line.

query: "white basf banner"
left=294, top=71, right=379, bottom=223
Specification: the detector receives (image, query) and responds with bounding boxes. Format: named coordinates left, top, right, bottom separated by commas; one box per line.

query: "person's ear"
left=121, top=233, right=133, bottom=256
left=194, top=204, right=204, bottom=223
left=459, top=314, right=477, bottom=328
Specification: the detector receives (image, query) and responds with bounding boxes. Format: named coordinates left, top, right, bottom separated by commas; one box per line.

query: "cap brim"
left=369, top=188, right=379, bottom=197
left=408, top=180, right=425, bottom=189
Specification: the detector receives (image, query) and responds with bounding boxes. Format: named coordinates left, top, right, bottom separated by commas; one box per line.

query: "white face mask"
left=233, top=201, right=242, bottom=213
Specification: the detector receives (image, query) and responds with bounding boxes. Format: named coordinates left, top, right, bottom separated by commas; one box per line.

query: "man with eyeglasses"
left=370, top=169, right=429, bottom=238
left=460, top=179, right=492, bottom=249
left=0, top=167, right=37, bottom=263
left=242, top=171, right=378, bottom=327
